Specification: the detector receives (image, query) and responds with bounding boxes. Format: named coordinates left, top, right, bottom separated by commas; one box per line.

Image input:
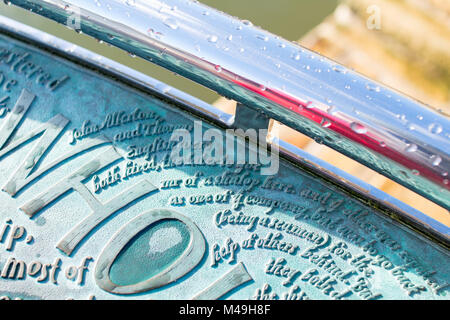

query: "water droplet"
left=428, top=123, right=443, bottom=134
left=278, top=43, right=286, bottom=48
left=405, top=144, right=418, bottom=152
left=208, top=35, right=218, bottom=43
left=366, top=83, right=381, bottom=92
left=259, top=85, right=266, bottom=91
left=350, top=122, right=367, bottom=134
left=226, top=35, right=233, bottom=41
left=416, top=115, right=423, bottom=120
left=214, top=65, right=222, bottom=72
left=257, top=34, right=269, bottom=41
left=332, top=65, right=347, bottom=74
left=242, top=20, right=253, bottom=26
left=156, top=83, right=171, bottom=94
left=327, top=105, right=337, bottom=115
left=239, top=48, right=245, bottom=53
left=430, top=155, right=442, bottom=166
left=345, top=85, right=351, bottom=90
left=125, top=0, right=135, bottom=6
left=147, top=28, right=163, bottom=39
left=202, top=10, right=210, bottom=16
left=379, top=141, right=386, bottom=147
left=412, top=169, right=420, bottom=176
left=164, top=17, right=179, bottom=30
left=321, top=118, right=332, bottom=128
left=236, top=25, right=243, bottom=31
left=443, top=179, right=449, bottom=185
left=292, top=53, right=301, bottom=61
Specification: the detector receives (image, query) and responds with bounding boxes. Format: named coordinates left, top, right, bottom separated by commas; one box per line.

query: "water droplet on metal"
left=242, top=20, right=253, bottom=26
left=379, top=141, right=386, bottom=147
left=208, top=35, right=218, bottom=43
left=405, top=144, right=418, bottom=152
left=226, top=35, right=233, bottom=41
left=214, top=65, right=222, bottom=72
left=430, top=155, right=442, bottom=166
left=321, top=118, right=332, bottom=128
left=350, top=122, right=367, bottom=134
left=411, top=169, right=420, bottom=176
left=366, top=83, right=381, bottom=92
left=257, top=34, right=269, bottom=41
left=332, top=65, right=347, bottom=74
left=327, top=105, right=337, bottom=115
left=164, top=17, right=179, bottom=30
left=125, top=0, right=135, bottom=6
left=428, top=123, right=443, bottom=134
left=147, top=28, right=163, bottom=39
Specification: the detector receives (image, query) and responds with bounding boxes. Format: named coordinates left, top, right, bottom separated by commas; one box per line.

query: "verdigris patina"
left=0, top=20, right=448, bottom=301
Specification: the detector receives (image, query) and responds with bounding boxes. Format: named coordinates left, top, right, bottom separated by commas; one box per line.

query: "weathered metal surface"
left=0, top=19, right=448, bottom=301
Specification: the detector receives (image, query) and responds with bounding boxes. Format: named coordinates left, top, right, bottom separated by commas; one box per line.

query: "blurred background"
left=1, top=0, right=449, bottom=224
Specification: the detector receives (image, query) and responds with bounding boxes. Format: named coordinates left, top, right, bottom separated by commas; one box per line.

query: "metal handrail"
left=5, top=0, right=450, bottom=209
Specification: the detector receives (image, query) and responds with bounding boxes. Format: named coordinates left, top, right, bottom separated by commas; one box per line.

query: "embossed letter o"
left=94, top=208, right=206, bottom=295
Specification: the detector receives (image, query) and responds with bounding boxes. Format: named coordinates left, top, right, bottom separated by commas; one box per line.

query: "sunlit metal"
left=5, top=0, right=450, bottom=209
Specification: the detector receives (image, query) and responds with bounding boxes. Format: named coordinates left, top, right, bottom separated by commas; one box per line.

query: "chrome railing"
left=4, top=0, right=450, bottom=210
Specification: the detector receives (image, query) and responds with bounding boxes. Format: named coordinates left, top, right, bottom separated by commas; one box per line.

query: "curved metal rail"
left=5, top=0, right=450, bottom=209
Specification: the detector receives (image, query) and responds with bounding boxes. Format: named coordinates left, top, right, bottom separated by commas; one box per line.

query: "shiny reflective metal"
left=6, top=0, right=450, bottom=210
left=0, top=1, right=449, bottom=301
